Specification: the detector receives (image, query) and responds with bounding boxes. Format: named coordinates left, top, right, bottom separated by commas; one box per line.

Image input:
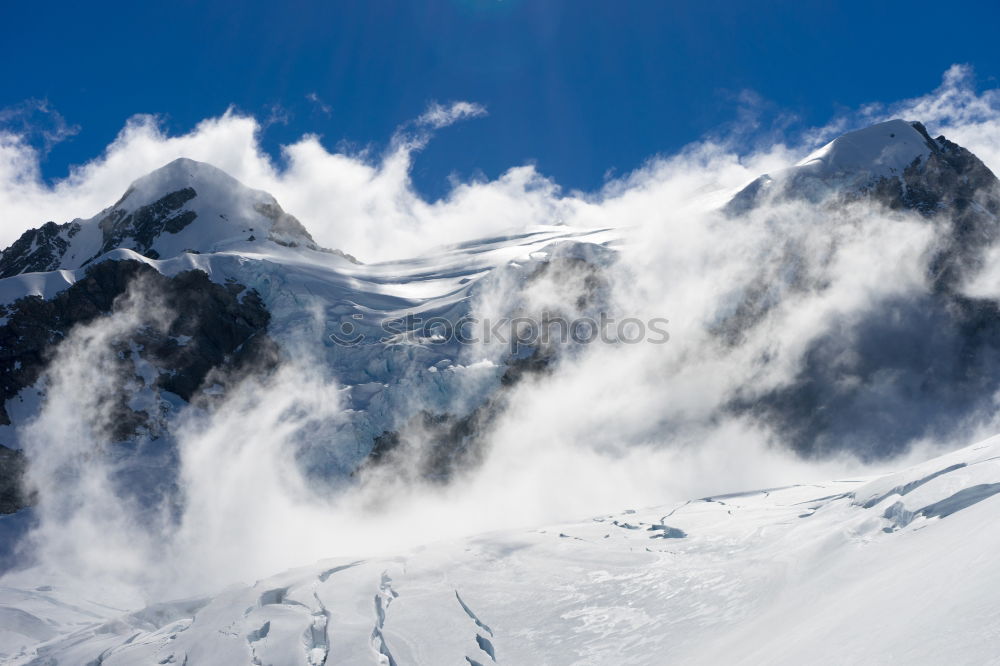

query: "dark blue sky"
left=2, top=0, right=998, bottom=198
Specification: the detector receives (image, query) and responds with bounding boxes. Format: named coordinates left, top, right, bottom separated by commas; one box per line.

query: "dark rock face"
left=727, top=123, right=1000, bottom=283
left=0, top=445, right=31, bottom=514
left=733, top=293, right=1000, bottom=458
left=0, top=259, right=278, bottom=430
left=0, top=258, right=278, bottom=512
left=95, top=187, right=198, bottom=260
left=0, top=187, right=200, bottom=280
left=721, top=123, right=1000, bottom=458
left=892, top=123, right=999, bottom=214
left=870, top=122, right=1000, bottom=289
left=0, top=221, right=81, bottom=279
left=727, top=122, right=1000, bottom=239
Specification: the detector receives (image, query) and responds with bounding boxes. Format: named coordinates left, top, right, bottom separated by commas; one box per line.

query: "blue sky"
left=2, top=0, right=999, bottom=198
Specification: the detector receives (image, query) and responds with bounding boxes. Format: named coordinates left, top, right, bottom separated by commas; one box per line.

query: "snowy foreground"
left=3, top=436, right=1000, bottom=665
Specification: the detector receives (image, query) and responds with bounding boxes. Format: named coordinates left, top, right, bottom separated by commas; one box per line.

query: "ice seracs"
left=0, top=157, right=620, bottom=492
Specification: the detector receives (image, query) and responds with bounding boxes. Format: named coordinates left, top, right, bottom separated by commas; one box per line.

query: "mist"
left=4, top=65, right=1000, bottom=607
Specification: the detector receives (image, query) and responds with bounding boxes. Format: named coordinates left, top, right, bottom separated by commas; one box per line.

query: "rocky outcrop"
left=94, top=187, right=198, bottom=260
left=726, top=121, right=1000, bottom=242
left=0, top=445, right=30, bottom=514
left=0, top=260, right=278, bottom=429
left=0, top=221, right=81, bottom=279
left=871, top=122, right=1000, bottom=289
left=0, top=258, right=279, bottom=513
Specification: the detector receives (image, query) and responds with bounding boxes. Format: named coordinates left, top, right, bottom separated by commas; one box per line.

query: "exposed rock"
left=0, top=258, right=279, bottom=512
left=0, top=445, right=31, bottom=514
left=0, top=157, right=358, bottom=281
left=0, top=259, right=278, bottom=429
left=94, top=187, right=198, bottom=261
left=871, top=122, right=1000, bottom=289
left=0, top=221, right=81, bottom=279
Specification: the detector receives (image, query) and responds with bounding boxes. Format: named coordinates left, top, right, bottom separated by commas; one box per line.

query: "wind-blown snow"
left=4, top=437, right=1000, bottom=665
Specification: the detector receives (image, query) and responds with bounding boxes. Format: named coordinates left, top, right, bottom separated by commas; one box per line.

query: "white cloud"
left=0, top=98, right=79, bottom=155
left=2, top=69, right=996, bottom=262
left=416, top=100, right=487, bottom=129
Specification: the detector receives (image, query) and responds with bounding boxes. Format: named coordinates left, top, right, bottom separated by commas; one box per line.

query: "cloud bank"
left=0, top=66, right=996, bottom=264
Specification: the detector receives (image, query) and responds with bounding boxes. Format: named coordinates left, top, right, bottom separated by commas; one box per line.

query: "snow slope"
left=3, top=435, right=1000, bottom=664
left=725, top=119, right=943, bottom=211
left=795, top=119, right=932, bottom=179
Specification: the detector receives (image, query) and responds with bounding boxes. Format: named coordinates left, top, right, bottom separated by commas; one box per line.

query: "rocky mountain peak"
left=0, top=158, right=325, bottom=279
left=725, top=119, right=1000, bottom=216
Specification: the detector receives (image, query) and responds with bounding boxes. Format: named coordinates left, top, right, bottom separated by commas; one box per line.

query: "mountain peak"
left=117, top=158, right=257, bottom=211
left=725, top=119, right=999, bottom=218
left=100, top=157, right=320, bottom=256
left=794, top=119, right=932, bottom=180
left=0, top=159, right=328, bottom=279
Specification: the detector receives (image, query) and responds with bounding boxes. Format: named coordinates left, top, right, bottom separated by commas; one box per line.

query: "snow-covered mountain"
left=0, top=156, right=620, bottom=515
left=0, top=158, right=330, bottom=279
left=2, top=119, right=1000, bottom=663
left=1, top=120, right=997, bottom=479
left=727, top=119, right=998, bottom=219
left=720, top=119, right=1000, bottom=457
